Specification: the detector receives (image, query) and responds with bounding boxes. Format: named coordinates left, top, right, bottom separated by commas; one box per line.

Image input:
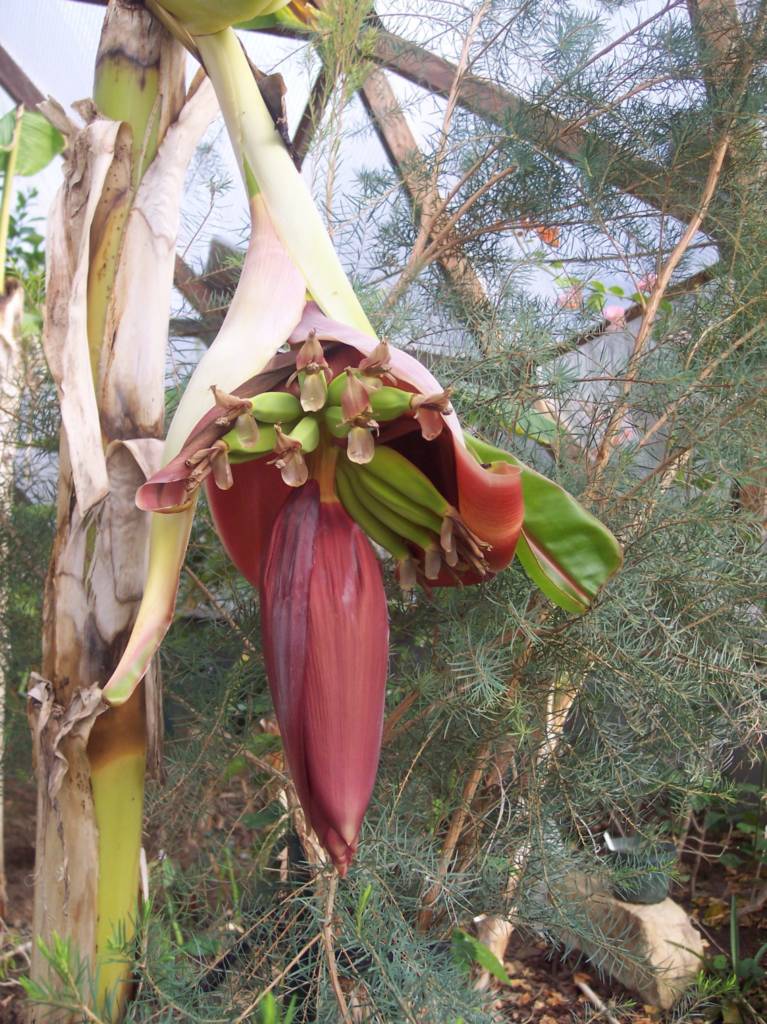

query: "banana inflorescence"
left=186, top=333, right=478, bottom=585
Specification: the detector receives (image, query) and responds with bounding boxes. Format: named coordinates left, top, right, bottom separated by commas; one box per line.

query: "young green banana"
left=287, top=414, right=320, bottom=453
left=356, top=465, right=443, bottom=534
left=250, top=391, right=302, bottom=422
left=223, top=421, right=278, bottom=460
left=335, top=460, right=410, bottom=564
left=365, top=445, right=451, bottom=517
left=342, top=461, right=442, bottom=577
left=368, top=386, right=414, bottom=422
left=324, top=406, right=351, bottom=437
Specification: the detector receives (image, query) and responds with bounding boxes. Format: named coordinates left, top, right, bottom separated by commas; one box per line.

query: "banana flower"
left=103, top=196, right=522, bottom=872
left=102, top=6, right=617, bottom=874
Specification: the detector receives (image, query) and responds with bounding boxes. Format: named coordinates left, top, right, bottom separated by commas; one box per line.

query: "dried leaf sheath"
left=29, top=6, right=213, bottom=1019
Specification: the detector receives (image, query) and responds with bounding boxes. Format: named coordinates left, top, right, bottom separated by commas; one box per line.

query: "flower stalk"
left=193, top=25, right=375, bottom=333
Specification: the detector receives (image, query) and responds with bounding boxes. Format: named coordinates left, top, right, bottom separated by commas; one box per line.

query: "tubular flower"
left=103, top=200, right=523, bottom=872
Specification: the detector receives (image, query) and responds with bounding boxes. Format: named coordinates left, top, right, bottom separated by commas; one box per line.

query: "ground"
left=2, top=773, right=765, bottom=1023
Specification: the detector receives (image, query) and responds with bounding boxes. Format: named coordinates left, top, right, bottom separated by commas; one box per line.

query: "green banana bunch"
left=219, top=395, right=318, bottom=476
left=335, top=447, right=489, bottom=585
left=335, top=460, right=417, bottom=588
left=355, top=466, right=443, bottom=534
left=323, top=373, right=431, bottom=470
left=346, top=465, right=442, bottom=579
left=364, top=446, right=451, bottom=517
left=216, top=390, right=485, bottom=583
left=326, top=372, right=413, bottom=418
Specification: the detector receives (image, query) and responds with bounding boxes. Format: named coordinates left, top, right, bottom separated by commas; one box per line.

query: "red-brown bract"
left=261, top=483, right=388, bottom=874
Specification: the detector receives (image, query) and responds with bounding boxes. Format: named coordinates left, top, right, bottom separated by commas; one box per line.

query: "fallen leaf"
left=546, top=992, right=569, bottom=1007
left=703, top=898, right=729, bottom=925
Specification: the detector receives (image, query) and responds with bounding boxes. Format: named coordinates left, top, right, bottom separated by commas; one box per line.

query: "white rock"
left=559, top=877, right=704, bottom=1009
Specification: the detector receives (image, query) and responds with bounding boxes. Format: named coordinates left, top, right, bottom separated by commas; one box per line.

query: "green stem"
left=0, top=105, right=24, bottom=295
left=310, top=435, right=339, bottom=501
left=195, top=28, right=376, bottom=336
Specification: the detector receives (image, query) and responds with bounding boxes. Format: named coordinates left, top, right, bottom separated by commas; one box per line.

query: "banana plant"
left=102, top=0, right=621, bottom=876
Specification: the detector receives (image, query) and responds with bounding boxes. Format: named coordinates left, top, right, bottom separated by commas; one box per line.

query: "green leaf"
left=260, top=992, right=277, bottom=1024
left=719, top=852, right=742, bottom=869
left=224, top=754, right=248, bottom=779
left=608, top=285, right=625, bottom=296
left=248, top=732, right=282, bottom=755
left=736, top=958, right=764, bottom=984
left=236, top=6, right=310, bottom=31
left=451, top=929, right=510, bottom=984
left=0, top=110, right=64, bottom=177
left=464, top=433, right=623, bottom=612
left=283, top=995, right=298, bottom=1024
left=730, top=896, right=740, bottom=971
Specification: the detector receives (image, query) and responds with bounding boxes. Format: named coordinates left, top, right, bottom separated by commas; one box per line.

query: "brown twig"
left=573, top=973, right=621, bottom=1024
left=636, top=320, right=762, bottom=451
left=321, top=871, right=352, bottom=1022
left=232, top=932, right=323, bottom=1023
left=183, top=564, right=259, bottom=653
left=418, top=162, right=519, bottom=266
left=381, top=1, right=491, bottom=311
left=382, top=689, right=419, bottom=745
